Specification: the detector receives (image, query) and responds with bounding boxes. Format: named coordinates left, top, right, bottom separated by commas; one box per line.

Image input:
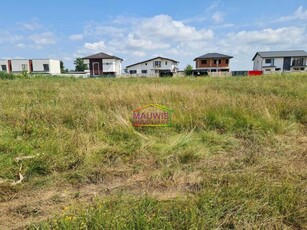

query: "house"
left=193, top=53, right=233, bottom=76
left=252, top=50, right=307, bottom=73
left=0, top=59, right=61, bottom=74
left=126, top=57, right=179, bottom=77
left=82, top=52, right=123, bottom=76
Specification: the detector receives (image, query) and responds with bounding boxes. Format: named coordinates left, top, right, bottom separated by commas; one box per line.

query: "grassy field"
left=0, top=73, right=306, bottom=229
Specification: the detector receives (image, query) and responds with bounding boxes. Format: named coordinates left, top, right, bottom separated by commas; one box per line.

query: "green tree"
left=74, top=57, right=88, bottom=72
left=60, top=60, right=65, bottom=73
left=184, top=64, right=193, bottom=76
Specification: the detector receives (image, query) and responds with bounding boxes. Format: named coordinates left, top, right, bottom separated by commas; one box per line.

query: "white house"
left=126, top=57, right=179, bottom=77
left=252, top=50, right=307, bottom=74
left=82, top=52, right=123, bottom=76
left=0, top=59, right=61, bottom=75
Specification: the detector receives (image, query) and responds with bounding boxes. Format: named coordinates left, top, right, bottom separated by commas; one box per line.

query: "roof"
left=252, top=50, right=307, bottom=60
left=194, top=53, right=233, bottom=61
left=82, top=52, right=123, bottom=61
left=126, top=56, right=179, bottom=68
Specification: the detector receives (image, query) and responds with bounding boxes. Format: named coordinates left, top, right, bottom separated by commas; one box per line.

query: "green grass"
left=0, top=73, right=306, bottom=229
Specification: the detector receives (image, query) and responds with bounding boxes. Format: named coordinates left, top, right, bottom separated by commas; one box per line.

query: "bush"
left=0, top=71, right=16, bottom=80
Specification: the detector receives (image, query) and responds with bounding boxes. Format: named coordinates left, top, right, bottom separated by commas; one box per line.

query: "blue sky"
left=0, top=0, right=306, bottom=70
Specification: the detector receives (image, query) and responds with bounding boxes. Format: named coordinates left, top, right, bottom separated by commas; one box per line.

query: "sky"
left=0, top=0, right=306, bottom=71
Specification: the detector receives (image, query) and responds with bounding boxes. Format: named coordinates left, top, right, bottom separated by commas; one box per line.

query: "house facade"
left=0, top=59, right=61, bottom=74
left=193, top=53, right=233, bottom=76
left=126, top=57, right=179, bottom=77
left=252, top=50, right=307, bottom=73
left=82, top=52, right=123, bottom=76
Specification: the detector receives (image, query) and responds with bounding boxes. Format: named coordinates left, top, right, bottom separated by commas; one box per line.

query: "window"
left=213, top=59, right=221, bottom=64
left=201, top=60, right=207, bottom=64
left=265, top=59, right=272, bottom=64
left=22, top=64, right=27, bottom=70
left=43, top=64, right=49, bottom=71
left=226, top=59, right=229, bottom=64
left=141, top=70, right=147, bottom=74
left=214, top=60, right=217, bottom=64
left=219, top=59, right=222, bottom=64
left=129, top=70, right=137, bottom=74
left=275, top=68, right=281, bottom=71
left=292, top=58, right=304, bottom=66
left=145, top=63, right=147, bottom=65
left=165, top=61, right=168, bottom=65
left=1, top=65, right=7, bottom=71
left=154, top=61, right=161, bottom=68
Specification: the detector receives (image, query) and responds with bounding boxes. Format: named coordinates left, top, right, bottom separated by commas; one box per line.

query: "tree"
left=60, top=60, right=65, bottom=73
left=74, top=57, right=88, bottom=72
left=184, top=64, right=193, bottom=76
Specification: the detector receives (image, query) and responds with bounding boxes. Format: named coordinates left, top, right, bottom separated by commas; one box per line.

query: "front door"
left=93, top=62, right=100, bottom=75
left=283, top=57, right=291, bottom=71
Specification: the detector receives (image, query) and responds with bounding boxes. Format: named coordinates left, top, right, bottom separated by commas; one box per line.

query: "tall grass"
left=0, top=73, right=306, bottom=229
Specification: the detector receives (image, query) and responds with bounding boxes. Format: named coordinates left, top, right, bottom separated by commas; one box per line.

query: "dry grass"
left=0, top=73, right=306, bottom=229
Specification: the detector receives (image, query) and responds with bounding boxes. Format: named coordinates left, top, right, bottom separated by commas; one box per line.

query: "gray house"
left=252, top=50, right=307, bottom=73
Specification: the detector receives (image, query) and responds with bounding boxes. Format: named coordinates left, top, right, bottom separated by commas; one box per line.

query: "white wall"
left=49, top=60, right=61, bottom=74
left=11, top=60, right=30, bottom=72
left=0, top=60, right=8, bottom=71
left=274, top=58, right=284, bottom=70
left=253, top=55, right=262, bottom=70
left=103, top=59, right=116, bottom=72
left=32, top=59, right=49, bottom=72
left=32, top=59, right=60, bottom=74
left=102, top=59, right=122, bottom=75
left=84, top=59, right=90, bottom=70
left=116, top=60, right=122, bottom=75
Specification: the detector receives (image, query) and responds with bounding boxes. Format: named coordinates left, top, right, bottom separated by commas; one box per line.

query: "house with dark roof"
left=252, top=50, right=307, bottom=73
left=126, top=57, right=179, bottom=77
left=193, top=53, right=233, bottom=76
left=82, top=52, right=123, bottom=76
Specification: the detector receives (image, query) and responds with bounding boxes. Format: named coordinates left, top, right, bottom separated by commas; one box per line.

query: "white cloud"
left=0, top=30, right=23, bottom=44
left=18, top=21, right=42, bottom=31
left=69, top=34, right=83, bottom=41
left=15, top=43, right=26, bottom=48
left=207, top=1, right=219, bottom=11
left=83, top=23, right=125, bottom=37
left=83, top=41, right=106, bottom=51
left=226, top=27, right=305, bottom=46
left=279, top=6, right=307, bottom=22
left=136, top=15, right=213, bottom=42
left=212, top=11, right=224, bottom=24
left=132, top=51, right=146, bottom=57
left=29, top=32, right=56, bottom=45
left=75, top=14, right=214, bottom=63
left=125, top=33, right=170, bottom=50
